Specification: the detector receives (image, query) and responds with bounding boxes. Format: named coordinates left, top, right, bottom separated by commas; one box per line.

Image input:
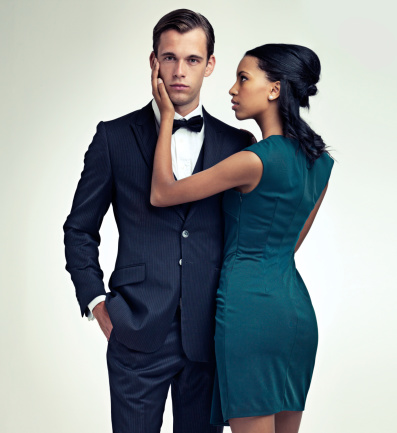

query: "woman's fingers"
left=157, top=77, right=173, bottom=111
left=152, top=59, right=161, bottom=102
left=157, top=77, right=165, bottom=96
left=151, top=59, right=174, bottom=117
left=151, top=60, right=160, bottom=100
left=151, top=59, right=157, bottom=88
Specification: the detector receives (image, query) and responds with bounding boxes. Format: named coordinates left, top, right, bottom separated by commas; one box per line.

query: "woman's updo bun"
left=299, top=83, right=318, bottom=107
left=298, top=83, right=317, bottom=108
left=307, top=84, right=318, bottom=97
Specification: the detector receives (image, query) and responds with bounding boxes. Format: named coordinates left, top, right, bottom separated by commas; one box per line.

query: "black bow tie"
left=172, top=115, right=203, bottom=134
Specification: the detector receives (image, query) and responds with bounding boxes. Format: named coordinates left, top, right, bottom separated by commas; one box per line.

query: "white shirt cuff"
left=87, top=295, right=107, bottom=321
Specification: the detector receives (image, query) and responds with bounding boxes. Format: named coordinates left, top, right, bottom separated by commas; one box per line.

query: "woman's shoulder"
left=242, top=134, right=297, bottom=154
left=242, top=136, right=334, bottom=175
left=316, top=150, right=334, bottom=170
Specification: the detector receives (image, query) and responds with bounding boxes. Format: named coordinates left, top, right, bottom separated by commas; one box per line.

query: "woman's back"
left=222, top=134, right=334, bottom=269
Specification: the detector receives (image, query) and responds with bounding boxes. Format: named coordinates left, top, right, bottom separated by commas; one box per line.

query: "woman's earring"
left=269, top=95, right=273, bottom=100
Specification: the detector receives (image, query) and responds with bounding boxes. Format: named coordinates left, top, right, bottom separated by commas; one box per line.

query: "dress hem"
left=210, top=406, right=305, bottom=427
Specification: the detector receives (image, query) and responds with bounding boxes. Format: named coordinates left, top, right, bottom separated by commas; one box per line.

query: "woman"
left=150, top=43, right=334, bottom=433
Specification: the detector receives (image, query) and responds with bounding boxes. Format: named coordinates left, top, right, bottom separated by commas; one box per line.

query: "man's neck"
left=174, top=98, right=201, bottom=118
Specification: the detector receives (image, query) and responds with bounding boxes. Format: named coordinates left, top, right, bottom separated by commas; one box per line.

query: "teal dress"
left=210, top=135, right=334, bottom=425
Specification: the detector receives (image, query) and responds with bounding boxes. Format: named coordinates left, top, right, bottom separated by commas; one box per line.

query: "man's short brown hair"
left=153, top=9, right=215, bottom=61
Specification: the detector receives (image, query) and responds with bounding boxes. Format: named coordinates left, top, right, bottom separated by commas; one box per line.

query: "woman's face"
left=229, top=55, right=275, bottom=121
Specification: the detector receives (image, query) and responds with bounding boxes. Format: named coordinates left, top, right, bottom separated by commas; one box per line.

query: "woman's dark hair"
left=153, top=9, right=215, bottom=61
left=245, top=43, right=329, bottom=165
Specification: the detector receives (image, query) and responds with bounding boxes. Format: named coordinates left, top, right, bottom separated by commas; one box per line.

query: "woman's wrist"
left=160, top=112, right=174, bottom=123
left=159, top=118, right=173, bottom=135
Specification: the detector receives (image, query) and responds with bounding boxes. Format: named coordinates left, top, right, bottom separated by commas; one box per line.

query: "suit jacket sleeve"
left=63, top=121, right=113, bottom=317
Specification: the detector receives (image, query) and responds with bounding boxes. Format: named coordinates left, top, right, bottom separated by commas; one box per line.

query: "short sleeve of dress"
left=241, top=140, right=269, bottom=171
left=313, top=152, right=334, bottom=203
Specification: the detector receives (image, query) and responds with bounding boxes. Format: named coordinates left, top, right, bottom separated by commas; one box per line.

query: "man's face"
left=150, top=28, right=215, bottom=115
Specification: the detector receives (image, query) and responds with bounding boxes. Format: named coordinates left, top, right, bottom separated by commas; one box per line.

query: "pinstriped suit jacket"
left=63, top=101, right=252, bottom=362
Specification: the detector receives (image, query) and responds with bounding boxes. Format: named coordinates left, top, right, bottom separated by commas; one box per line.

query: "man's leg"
left=106, top=309, right=185, bottom=433
left=171, top=354, right=223, bottom=433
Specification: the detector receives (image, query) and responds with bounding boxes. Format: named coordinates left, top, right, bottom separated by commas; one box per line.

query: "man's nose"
left=173, top=60, right=186, bottom=78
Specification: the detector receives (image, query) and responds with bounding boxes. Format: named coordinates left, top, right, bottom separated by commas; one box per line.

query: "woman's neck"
left=255, top=108, right=283, bottom=140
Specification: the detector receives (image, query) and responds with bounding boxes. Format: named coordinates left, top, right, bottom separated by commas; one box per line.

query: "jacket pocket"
left=109, top=263, right=146, bottom=289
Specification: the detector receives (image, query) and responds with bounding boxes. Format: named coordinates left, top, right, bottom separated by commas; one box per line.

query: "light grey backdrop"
left=1, top=0, right=396, bottom=432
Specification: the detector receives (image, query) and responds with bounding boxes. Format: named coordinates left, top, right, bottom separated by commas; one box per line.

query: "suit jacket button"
left=182, top=230, right=189, bottom=238
left=179, top=259, right=182, bottom=265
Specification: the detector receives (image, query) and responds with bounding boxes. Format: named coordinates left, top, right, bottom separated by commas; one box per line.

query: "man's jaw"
left=171, top=95, right=201, bottom=117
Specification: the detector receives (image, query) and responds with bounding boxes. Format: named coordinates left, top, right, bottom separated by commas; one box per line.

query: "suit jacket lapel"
left=186, top=107, right=226, bottom=222
left=130, top=101, right=157, bottom=170
left=130, top=101, right=185, bottom=221
left=202, top=107, right=225, bottom=170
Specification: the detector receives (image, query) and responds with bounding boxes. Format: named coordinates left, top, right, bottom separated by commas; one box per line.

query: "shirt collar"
left=152, top=98, right=203, bottom=128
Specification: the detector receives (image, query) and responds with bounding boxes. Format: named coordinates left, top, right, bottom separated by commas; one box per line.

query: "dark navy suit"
left=63, top=101, right=252, bottom=432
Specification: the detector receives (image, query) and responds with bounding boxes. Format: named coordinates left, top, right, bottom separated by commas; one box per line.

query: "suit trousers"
left=106, top=306, right=223, bottom=433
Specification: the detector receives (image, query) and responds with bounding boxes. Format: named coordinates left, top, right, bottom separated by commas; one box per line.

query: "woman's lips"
left=231, top=99, right=239, bottom=110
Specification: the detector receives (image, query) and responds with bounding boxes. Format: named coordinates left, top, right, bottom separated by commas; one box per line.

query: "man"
left=63, top=9, right=253, bottom=433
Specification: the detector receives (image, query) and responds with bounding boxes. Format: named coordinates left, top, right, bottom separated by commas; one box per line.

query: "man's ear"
left=204, top=55, right=216, bottom=78
left=149, top=51, right=156, bottom=68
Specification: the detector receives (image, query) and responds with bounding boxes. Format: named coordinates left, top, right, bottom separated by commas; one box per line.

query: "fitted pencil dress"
left=210, top=135, right=334, bottom=425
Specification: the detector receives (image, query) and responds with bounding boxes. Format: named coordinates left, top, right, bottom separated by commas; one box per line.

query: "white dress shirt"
left=86, top=99, right=205, bottom=320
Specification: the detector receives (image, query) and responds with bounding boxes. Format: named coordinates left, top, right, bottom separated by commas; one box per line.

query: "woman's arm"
left=294, top=182, right=329, bottom=253
left=150, top=59, right=262, bottom=207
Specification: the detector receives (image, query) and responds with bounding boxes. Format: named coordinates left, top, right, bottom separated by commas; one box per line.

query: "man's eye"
left=164, top=57, right=175, bottom=61
left=189, top=59, right=198, bottom=63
